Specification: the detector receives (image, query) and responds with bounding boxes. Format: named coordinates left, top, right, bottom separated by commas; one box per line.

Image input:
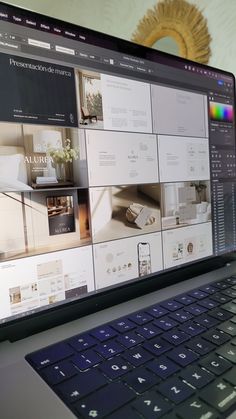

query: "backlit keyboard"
left=26, top=277, right=236, bottom=418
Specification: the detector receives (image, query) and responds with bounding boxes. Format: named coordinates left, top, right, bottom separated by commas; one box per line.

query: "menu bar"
left=0, top=2, right=234, bottom=90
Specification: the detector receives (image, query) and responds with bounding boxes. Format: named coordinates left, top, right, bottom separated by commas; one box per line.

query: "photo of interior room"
left=161, top=180, right=211, bottom=230
left=0, top=188, right=91, bottom=262
left=0, top=122, right=87, bottom=191
left=90, top=184, right=161, bottom=243
left=76, top=69, right=104, bottom=129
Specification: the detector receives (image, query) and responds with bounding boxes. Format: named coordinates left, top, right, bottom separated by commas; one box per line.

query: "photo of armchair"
left=81, top=106, right=97, bottom=124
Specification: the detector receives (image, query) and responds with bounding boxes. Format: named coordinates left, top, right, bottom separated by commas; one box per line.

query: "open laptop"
left=0, top=2, right=236, bottom=418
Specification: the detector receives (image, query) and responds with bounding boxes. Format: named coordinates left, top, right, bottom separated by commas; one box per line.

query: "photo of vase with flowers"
left=47, top=139, right=79, bottom=182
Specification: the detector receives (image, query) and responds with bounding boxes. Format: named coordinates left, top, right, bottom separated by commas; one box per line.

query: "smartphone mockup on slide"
left=137, top=242, right=151, bottom=277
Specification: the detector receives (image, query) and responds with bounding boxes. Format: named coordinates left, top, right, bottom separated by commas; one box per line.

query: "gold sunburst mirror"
left=132, top=0, right=211, bottom=64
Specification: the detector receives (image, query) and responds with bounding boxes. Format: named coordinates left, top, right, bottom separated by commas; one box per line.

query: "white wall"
left=4, top=0, right=236, bottom=75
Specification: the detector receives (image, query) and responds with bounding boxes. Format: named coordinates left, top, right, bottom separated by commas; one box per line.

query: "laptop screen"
left=0, top=2, right=235, bottom=329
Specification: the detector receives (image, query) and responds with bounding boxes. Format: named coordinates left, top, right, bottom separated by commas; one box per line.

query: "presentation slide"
left=151, top=84, right=208, bottom=138
left=90, top=184, right=161, bottom=243
left=0, top=246, right=94, bottom=319
left=161, top=181, right=211, bottom=230
left=94, top=232, right=163, bottom=289
left=162, top=222, right=213, bottom=269
left=0, top=53, right=78, bottom=126
left=158, top=135, right=210, bottom=182
left=0, top=189, right=91, bottom=262
left=101, top=74, right=152, bottom=133
left=86, top=129, right=159, bottom=186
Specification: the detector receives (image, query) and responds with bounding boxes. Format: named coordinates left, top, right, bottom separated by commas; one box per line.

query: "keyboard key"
left=184, top=304, right=208, bottom=316
left=147, top=356, right=180, bottom=379
left=194, top=314, right=220, bottom=328
left=153, top=316, right=178, bottom=331
left=169, top=310, right=193, bottom=323
left=56, top=369, right=107, bottom=402
left=136, top=324, right=161, bottom=339
left=224, top=277, right=236, bottom=285
left=211, top=292, right=231, bottom=304
left=188, top=290, right=208, bottom=300
left=223, top=368, right=236, bottom=386
left=199, top=354, right=232, bottom=375
left=213, top=281, right=230, bottom=290
left=27, top=342, right=74, bottom=369
left=123, top=367, right=160, bottom=393
left=198, top=298, right=219, bottom=309
left=200, top=284, right=217, bottom=294
left=146, top=305, right=168, bottom=318
left=99, top=356, right=132, bottom=379
left=42, top=360, right=77, bottom=385
left=143, top=337, right=172, bottom=356
left=177, top=397, right=218, bottom=419
left=200, top=379, right=236, bottom=413
left=158, top=377, right=195, bottom=404
left=129, top=312, right=153, bottom=325
left=180, top=366, right=214, bottom=389
left=167, top=346, right=198, bottom=367
left=222, top=288, right=236, bottom=298
left=222, top=301, right=236, bottom=314
left=116, top=331, right=144, bottom=348
left=111, top=405, right=142, bottom=419
left=95, top=341, right=124, bottom=359
left=174, top=294, right=196, bottom=305
left=123, top=347, right=153, bottom=366
left=217, top=320, right=236, bottom=336
left=68, top=334, right=97, bottom=352
left=186, top=337, right=215, bottom=355
left=72, top=350, right=102, bottom=370
left=179, top=321, right=206, bottom=337
left=202, top=329, right=231, bottom=346
left=75, top=382, right=135, bottom=418
left=216, top=343, right=236, bottom=364
left=230, top=315, right=236, bottom=323
left=132, top=391, right=171, bottom=418
left=208, top=308, right=232, bottom=321
left=111, top=318, right=136, bottom=333
left=90, top=326, right=117, bottom=342
left=162, top=330, right=189, bottom=346
left=160, top=300, right=183, bottom=312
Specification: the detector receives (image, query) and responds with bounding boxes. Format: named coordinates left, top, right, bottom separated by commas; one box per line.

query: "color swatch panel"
left=210, top=101, right=233, bottom=123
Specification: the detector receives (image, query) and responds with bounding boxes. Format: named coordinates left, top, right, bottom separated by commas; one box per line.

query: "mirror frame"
left=132, top=0, right=211, bottom=64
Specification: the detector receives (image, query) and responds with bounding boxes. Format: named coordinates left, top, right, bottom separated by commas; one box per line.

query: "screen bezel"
left=0, top=1, right=235, bottom=342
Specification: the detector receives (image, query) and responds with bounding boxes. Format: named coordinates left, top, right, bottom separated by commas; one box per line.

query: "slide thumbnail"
left=94, top=232, right=163, bottom=289
left=86, top=129, right=158, bottom=186
left=0, top=246, right=95, bottom=319
left=90, top=184, right=161, bottom=243
left=0, top=53, right=78, bottom=126
left=158, top=135, right=210, bottom=182
left=162, top=222, right=213, bottom=269
left=161, top=181, right=211, bottom=230
left=0, top=188, right=90, bottom=262
left=151, top=84, right=208, bottom=138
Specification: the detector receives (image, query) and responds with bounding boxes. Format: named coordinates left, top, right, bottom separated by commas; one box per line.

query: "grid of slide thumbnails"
left=0, top=52, right=216, bottom=319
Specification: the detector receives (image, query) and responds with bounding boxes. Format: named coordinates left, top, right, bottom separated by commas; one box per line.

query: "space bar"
left=75, top=382, right=135, bottom=418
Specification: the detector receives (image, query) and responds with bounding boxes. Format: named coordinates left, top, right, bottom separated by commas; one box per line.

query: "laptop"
left=0, top=2, right=236, bottom=418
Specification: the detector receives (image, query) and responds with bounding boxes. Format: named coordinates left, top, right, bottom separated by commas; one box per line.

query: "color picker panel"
left=210, top=101, right=233, bottom=123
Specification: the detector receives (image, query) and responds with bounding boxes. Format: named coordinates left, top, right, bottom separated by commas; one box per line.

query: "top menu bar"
left=0, top=1, right=234, bottom=87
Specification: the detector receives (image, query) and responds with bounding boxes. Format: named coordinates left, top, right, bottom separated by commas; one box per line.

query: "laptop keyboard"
left=26, top=277, right=236, bottom=418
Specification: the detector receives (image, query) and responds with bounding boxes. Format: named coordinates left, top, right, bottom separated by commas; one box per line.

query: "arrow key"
left=132, top=391, right=171, bottom=418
